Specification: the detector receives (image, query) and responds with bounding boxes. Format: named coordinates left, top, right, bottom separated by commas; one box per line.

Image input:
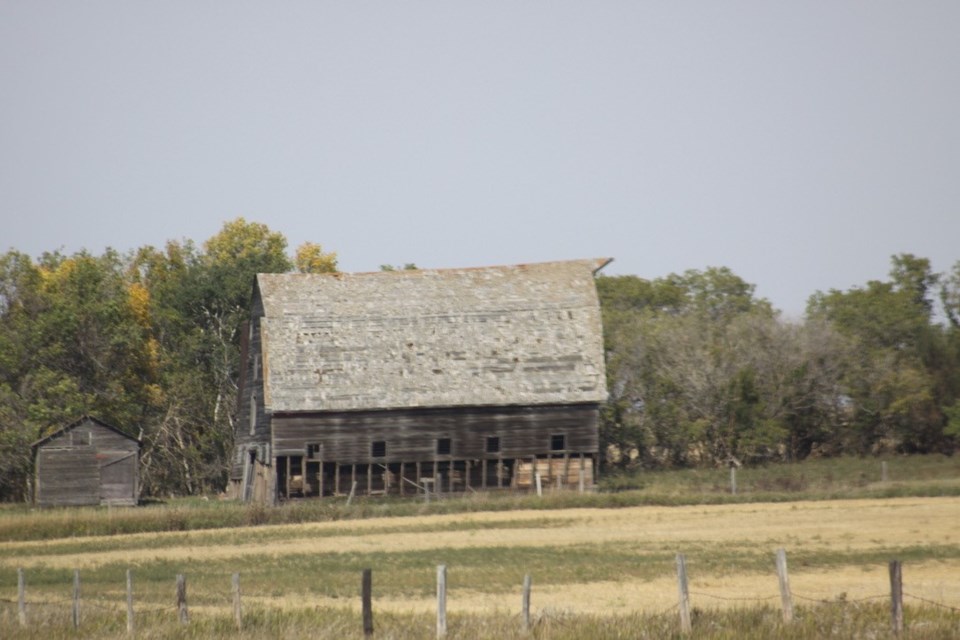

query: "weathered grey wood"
left=882, top=461, right=889, bottom=483
left=347, top=480, right=357, bottom=506
left=676, top=553, right=691, bottom=633
left=730, top=466, right=737, bottom=495
left=126, top=569, right=134, bottom=635
left=230, top=261, right=610, bottom=502
left=579, top=454, right=586, bottom=493
left=176, top=574, right=189, bottom=625
left=775, top=548, right=793, bottom=623
left=33, top=416, right=139, bottom=507
left=436, top=564, right=447, bottom=639
left=362, top=568, right=373, bottom=636
left=890, top=560, right=903, bottom=634
left=522, top=574, right=532, bottom=630
left=232, top=573, right=242, bottom=631
left=367, top=464, right=372, bottom=495
left=535, top=471, right=543, bottom=497
left=72, top=570, right=81, bottom=628
left=18, top=567, right=26, bottom=627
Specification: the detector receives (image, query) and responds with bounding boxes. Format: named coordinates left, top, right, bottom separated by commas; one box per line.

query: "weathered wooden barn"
left=32, top=416, right=140, bottom=507
left=229, top=259, right=610, bottom=503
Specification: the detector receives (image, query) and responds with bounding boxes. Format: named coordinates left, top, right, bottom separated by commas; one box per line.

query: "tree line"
left=0, top=219, right=335, bottom=500
left=0, top=219, right=957, bottom=499
left=599, top=255, right=960, bottom=469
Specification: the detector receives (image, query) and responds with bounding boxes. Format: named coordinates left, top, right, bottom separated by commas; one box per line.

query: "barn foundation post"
left=578, top=454, right=585, bottom=493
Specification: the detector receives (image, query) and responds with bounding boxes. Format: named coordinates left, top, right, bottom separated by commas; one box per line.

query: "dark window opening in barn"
left=307, top=443, right=322, bottom=459
left=551, top=434, right=566, bottom=451
left=72, top=431, right=91, bottom=447
left=436, top=438, right=451, bottom=456
left=371, top=441, right=386, bottom=458
left=486, top=436, right=500, bottom=454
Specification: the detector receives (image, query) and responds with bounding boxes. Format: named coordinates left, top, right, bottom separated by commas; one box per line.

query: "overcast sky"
left=2, top=2, right=958, bottom=317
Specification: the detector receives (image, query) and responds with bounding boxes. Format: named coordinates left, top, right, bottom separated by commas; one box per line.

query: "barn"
left=32, top=416, right=140, bottom=507
left=229, top=259, right=610, bottom=503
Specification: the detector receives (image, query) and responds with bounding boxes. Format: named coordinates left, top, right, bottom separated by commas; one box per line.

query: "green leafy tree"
left=807, top=254, right=953, bottom=453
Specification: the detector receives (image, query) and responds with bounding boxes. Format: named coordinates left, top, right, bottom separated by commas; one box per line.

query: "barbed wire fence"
left=1, top=550, right=958, bottom=636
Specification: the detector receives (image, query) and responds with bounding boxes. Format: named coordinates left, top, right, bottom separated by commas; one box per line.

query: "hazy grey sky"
left=2, top=2, right=959, bottom=317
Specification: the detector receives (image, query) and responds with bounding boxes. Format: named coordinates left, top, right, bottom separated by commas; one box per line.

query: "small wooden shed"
left=32, top=416, right=140, bottom=507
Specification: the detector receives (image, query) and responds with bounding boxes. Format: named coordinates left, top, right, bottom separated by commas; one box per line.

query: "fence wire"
left=2, top=565, right=958, bottom=631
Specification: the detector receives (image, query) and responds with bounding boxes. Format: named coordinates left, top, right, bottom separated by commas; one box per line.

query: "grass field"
left=1, top=455, right=959, bottom=638
left=1, top=497, right=959, bottom=637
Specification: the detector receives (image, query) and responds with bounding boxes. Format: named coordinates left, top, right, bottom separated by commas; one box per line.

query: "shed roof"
left=256, top=259, right=610, bottom=413
left=31, top=415, right=140, bottom=451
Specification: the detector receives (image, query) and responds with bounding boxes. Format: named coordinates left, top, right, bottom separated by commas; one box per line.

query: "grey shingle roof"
left=257, top=259, right=609, bottom=412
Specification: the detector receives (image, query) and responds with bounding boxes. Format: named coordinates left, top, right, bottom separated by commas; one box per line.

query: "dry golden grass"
left=2, top=496, right=957, bottom=617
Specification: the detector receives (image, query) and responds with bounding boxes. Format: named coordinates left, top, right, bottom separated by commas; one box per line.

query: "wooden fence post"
left=775, top=548, right=793, bottom=623
left=347, top=480, right=358, bottom=506
left=535, top=472, right=542, bottom=497
left=882, top=461, right=889, bottom=483
left=176, top=574, right=189, bottom=624
left=730, top=466, right=737, bottom=495
left=18, top=567, right=26, bottom=627
left=72, top=569, right=81, bottom=629
left=522, top=574, right=532, bottom=630
left=126, top=569, right=134, bottom=635
left=362, top=568, right=374, bottom=636
left=889, top=560, right=903, bottom=634
left=676, top=553, right=691, bottom=633
left=232, top=572, right=242, bottom=631
left=436, top=564, right=447, bottom=639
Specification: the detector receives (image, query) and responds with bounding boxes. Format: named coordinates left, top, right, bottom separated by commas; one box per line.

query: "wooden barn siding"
left=231, top=304, right=271, bottom=480
left=271, top=403, right=599, bottom=464
left=35, top=421, right=139, bottom=507
left=99, top=453, right=138, bottom=504
left=36, top=449, right=99, bottom=506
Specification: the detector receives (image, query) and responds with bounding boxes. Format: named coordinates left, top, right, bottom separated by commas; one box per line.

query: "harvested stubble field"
left=1, top=496, right=959, bottom=638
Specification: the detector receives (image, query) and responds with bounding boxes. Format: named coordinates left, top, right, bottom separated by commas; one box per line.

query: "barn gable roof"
left=256, top=259, right=610, bottom=413
left=31, top=415, right=140, bottom=451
